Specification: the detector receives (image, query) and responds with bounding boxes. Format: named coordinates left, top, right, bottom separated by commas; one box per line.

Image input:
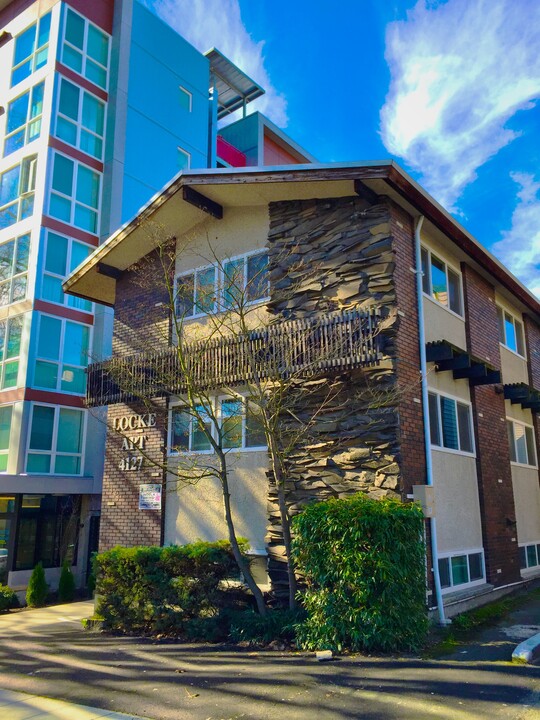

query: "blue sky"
left=148, top=0, right=540, bottom=297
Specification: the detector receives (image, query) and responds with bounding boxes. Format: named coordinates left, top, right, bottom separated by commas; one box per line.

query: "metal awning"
left=205, top=48, right=265, bottom=119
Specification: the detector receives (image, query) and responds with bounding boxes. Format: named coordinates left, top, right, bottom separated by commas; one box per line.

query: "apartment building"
left=65, top=162, right=540, bottom=614
left=0, top=0, right=313, bottom=591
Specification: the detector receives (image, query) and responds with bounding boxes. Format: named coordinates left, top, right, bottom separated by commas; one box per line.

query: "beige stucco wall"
left=432, top=451, right=483, bottom=553
left=511, top=465, right=540, bottom=545
left=424, top=297, right=467, bottom=349
left=427, top=372, right=471, bottom=402
left=500, top=345, right=529, bottom=385
left=164, top=450, right=269, bottom=555
left=506, top=400, right=535, bottom=425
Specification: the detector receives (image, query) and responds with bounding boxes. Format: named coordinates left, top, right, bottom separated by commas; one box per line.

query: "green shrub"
left=26, top=562, right=49, bottom=608
left=95, top=539, right=249, bottom=634
left=58, top=560, right=76, bottom=603
left=86, top=552, right=97, bottom=597
left=229, top=608, right=305, bottom=645
left=292, top=493, right=428, bottom=653
left=0, top=584, right=19, bottom=612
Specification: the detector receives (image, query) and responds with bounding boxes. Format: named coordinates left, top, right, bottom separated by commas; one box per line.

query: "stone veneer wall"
left=265, top=194, right=424, bottom=596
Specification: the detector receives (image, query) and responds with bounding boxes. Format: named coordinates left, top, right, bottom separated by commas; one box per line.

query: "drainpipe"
left=413, top=215, right=447, bottom=625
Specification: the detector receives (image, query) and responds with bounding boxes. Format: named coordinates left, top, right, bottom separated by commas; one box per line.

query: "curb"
left=512, top=632, right=540, bottom=664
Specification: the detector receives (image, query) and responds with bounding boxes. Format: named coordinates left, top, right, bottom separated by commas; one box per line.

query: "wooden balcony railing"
left=86, top=307, right=383, bottom=407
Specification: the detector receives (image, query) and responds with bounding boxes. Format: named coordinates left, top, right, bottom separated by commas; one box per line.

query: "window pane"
left=525, top=427, right=536, bottom=466
left=515, top=321, right=525, bottom=356
left=428, top=393, right=440, bottom=445
left=246, top=406, right=266, bottom=448
left=60, top=365, right=86, bottom=393
left=29, top=405, right=54, bottom=450
left=171, top=409, right=190, bottom=451
left=59, top=79, right=80, bottom=120
left=0, top=166, right=21, bottom=207
left=431, top=255, right=448, bottom=305
left=177, top=148, right=190, bottom=170
left=0, top=407, right=12, bottom=451
left=26, top=453, right=50, bottom=473
left=34, top=360, right=58, bottom=388
left=87, top=25, right=109, bottom=66
left=52, top=154, right=73, bottom=195
left=12, top=276, right=26, bottom=302
left=507, top=421, right=517, bottom=462
left=62, top=44, right=82, bottom=73
left=0, top=321, right=5, bottom=359
left=223, top=258, right=243, bottom=308
left=519, top=546, right=527, bottom=569
left=504, top=313, right=517, bottom=352
left=76, top=166, right=100, bottom=208
left=514, top=423, right=528, bottom=464
left=45, top=232, right=68, bottom=275
left=438, top=557, right=451, bottom=588
left=30, top=82, right=44, bottom=119
left=54, top=454, right=80, bottom=475
left=38, top=315, right=61, bottom=360
left=70, top=241, right=91, bottom=272
left=11, top=61, right=31, bottom=88
left=80, top=131, right=102, bottom=159
left=0, top=241, right=14, bottom=281
left=37, top=12, right=51, bottom=48
left=191, top=406, right=211, bottom=451
left=468, top=552, right=483, bottom=581
left=221, top=399, right=242, bottom=449
left=86, top=60, right=107, bottom=88
left=246, top=253, right=269, bottom=302
left=74, top=204, right=97, bottom=233
left=195, top=266, right=216, bottom=314
left=7, top=92, right=29, bottom=134
left=65, top=9, right=84, bottom=49
left=3, top=361, right=18, bottom=388
left=6, top=317, right=22, bottom=358
left=448, top=269, right=462, bottom=315
left=56, top=117, right=77, bottom=145
left=526, top=545, right=537, bottom=568
left=57, top=408, right=83, bottom=453
left=15, top=234, right=30, bottom=274
left=176, top=274, right=194, bottom=317
left=82, top=93, right=104, bottom=135
left=14, top=25, right=35, bottom=66
left=43, top=273, right=65, bottom=303
left=440, top=396, right=458, bottom=450
left=179, top=87, right=191, bottom=111
left=457, top=403, right=473, bottom=453
left=451, top=555, right=469, bottom=585
left=49, top=194, right=71, bottom=223
left=64, top=322, right=89, bottom=366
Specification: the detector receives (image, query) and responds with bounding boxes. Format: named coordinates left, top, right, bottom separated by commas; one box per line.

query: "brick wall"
left=462, top=265, right=520, bottom=585
left=524, top=317, right=540, bottom=494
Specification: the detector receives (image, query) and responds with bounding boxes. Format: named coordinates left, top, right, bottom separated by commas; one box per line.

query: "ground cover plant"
left=0, top=584, right=19, bottom=612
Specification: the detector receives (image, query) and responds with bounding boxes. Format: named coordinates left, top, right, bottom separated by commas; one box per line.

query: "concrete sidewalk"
left=0, top=687, right=149, bottom=719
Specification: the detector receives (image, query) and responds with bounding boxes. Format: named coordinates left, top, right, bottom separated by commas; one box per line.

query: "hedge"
left=95, top=540, right=248, bottom=634
left=292, top=493, right=428, bottom=652
left=0, top=584, right=19, bottom=612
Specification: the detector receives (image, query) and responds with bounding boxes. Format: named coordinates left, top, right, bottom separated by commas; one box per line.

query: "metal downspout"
left=414, top=215, right=447, bottom=625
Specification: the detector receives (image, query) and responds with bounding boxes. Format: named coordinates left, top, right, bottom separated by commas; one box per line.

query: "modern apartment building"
left=66, top=162, right=540, bottom=616
left=0, top=0, right=314, bottom=591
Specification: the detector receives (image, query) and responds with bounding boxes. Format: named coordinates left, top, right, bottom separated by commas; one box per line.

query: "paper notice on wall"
left=139, top=484, right=162, bottom=510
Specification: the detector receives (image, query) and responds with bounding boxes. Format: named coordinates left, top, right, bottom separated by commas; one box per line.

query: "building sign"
left=114, top=413, right=156, bottom=472
left=139, top=484, right=162, bottom=510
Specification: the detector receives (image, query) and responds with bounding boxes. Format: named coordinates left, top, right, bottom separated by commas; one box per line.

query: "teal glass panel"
left=42, top=275, right=64, bottom=304
left=191, top=405, right=211, bottom=452
left=59, top=80, right=79, bottom=120
left=49, top=194, right=71, bottom=223
left=4, top=131, right=25, bottom=157
left=451, top=555, right=469, bottom=585
left=54, top=455, right=80, bottom=475
left=195, top=266, right=216, bottom=313
left=0, top=407, right=12, bottom=451
left=68, top=295, right=91, bottom=312
left=63, top=322, right=89, bottom=366
left=34, top=360, right=57, bottom=388
left=20, top=194, right=34, bottom=220
left=178, top=87, right=191, bottom=112
left=56, top=117, right=77, bottom=145
left=52, top=154, right=73, bottom=195
left=80, top=131, right=102, bottom=159
left=65, top=9, right=84, bottom=49
left=57, top=408, right=83, bottom=453
left=82, top=93, right=104, bottom=135
left=62, top=44, right=82, bottom=73
left=177, top=148, right=190, bottom=170
left=60, top=366, right=86, bottom=394
left=0, top=456, right=7, bottom=473
left=222, top=259, right=243, bottom=308
left=431, top=255, right=448, bottom=305
left=14, top=25, right=35, bottom=66
left=85, top=59, right=107, bottom=88
left=15, top=234, right=30, bottom=273
left=34, top=46, right=48, bottom=71
left=45, top=232, right=67, bottom=275
left=76, top=166, right=100, bottom=208
left=6, top=317, right=22, bottom=358
left=2, top=361, right=17, bottom=389
left=11, top=61, right=31, bottom=87
left=27, top=118, right=41, bottom=143
left=29, top=405, right=55, bottom=450
left=38, top=315, right=61, bottom=360
left=0, top=166, right=21, bottom=207
left=70, top=241, right=90, bottom=272
left=0, top=241, right=14, bottom=281
left=87, top=25, right=108, bottom=66
left=30, top=83, right=44, bottom=118
left=74, top=205, right=97, bottom=233
left=7, top=92, right=29, bottom=134
left=221, top=399, right=242, bottom=449
left=26, top=453, right=50, bottom=473
left=37, top=12, right=51, bottom=48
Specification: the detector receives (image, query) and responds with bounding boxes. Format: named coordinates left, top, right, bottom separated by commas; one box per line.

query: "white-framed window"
left=49, top=152, right=101, bottom=234
left=61, top=7, right=110, bottom=90
left=0, top=405, right=13, bottom=473
left=0, top=155, right=37, bottom=231
left=4, top=82, right=44, bottom=157
left=55, top=77, right=106, bottom=160
left=179, top=86, right=192, bottom=112
left=428, top=391, right=475, bottom=455
left=26, top=403, right=85, bottom=475
left=497, top=306, right=525, bottom=356
left=41, top=230, right=93, bottom=311
left=169, top=396, right=266, bottom=455
left=175, top=250, right=269, bottom=319
left=0, top=314, right=25, bottom=389
left=33, top=313, right=91, bottom=395
left=438, top=549, right=485, bottom=591
left=519, top=542, right=540, bottom=571
left=177, top=147, right=191, bottom=171
left=421, top=246, right=463, bottom=316
left=10, top=12, right=51, bottom=88
left=507, top=419, right=537, bottom=467
left=0, top=232, right=30, bottom=306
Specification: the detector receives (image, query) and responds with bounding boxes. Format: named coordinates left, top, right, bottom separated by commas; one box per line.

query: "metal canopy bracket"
left=182, top=186, right=223, bottom=219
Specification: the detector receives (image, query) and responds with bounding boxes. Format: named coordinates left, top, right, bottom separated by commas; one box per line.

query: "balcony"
left=86, top=308, right=383, bottom=407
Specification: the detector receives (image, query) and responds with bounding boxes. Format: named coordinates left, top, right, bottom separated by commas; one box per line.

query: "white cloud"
left=492, top=173, right=540, bottom=298
left=148, top=0, right=287, bottom=127
left=380, top=0, right=540, bottom=211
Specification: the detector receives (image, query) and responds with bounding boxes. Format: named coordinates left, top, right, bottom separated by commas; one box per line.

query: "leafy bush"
left=58, top=561, right=76, bottom=603
left=229, top=608, right=305, bottom=645
left=86, top=552, right=97, bottom=597
left=292, top=493, right=428, bottom=653
left=95, top=540, right=249, bottom=634
left=0, top=584, right=19, bottom=612
left=26, top=562, right=49, bottom=608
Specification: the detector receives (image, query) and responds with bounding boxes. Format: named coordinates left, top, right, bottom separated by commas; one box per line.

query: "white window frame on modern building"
left=421, top=245, right=464, bottom=317
left=0, top=154, right=37, bottom=231
left=4, top=81, right=45, bottom=158
left=497, top=305, right=525, bottom=357
left=0, top=231, right=30, bottom=307
left=60, top=6, right=111, bottom=90
left=48, top=151, right=101, bottom=234
left=0, top=404, right=14, bottom=473
left=168, top=395, right=267, bottom=456
left=519, top=542, right=540, bottom=573
left=179, top=86, right=192, bottom=112
left=437, top=548, right=485, bottom=592
left=54, top=76, right=106, bottom=161
left=10, top=11, right=52, bottom=88
left=41, top=229, right=93, bottom=312
left=507, top=418, right=537, bottom=468
left=33, top=313, right=92, bottom=396
left=428, top=390, right=475, bottom=456
left=177, top=147, right=191, bottom=171
left=0, top=313, right=25, bottom=390
left=25, top=403, right=86, bottom=476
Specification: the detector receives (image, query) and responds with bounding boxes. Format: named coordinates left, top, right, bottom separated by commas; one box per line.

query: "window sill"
left=499, top=342, right=526, bottom=360
left=431, top=446, right=476, bottom=459
left=510, top=461, right=538, bottom=470
left=423, top=292, right=464, bottom=321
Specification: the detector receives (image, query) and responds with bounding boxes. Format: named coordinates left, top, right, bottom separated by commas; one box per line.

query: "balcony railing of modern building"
left=86, top=307, right=384, bottom=407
